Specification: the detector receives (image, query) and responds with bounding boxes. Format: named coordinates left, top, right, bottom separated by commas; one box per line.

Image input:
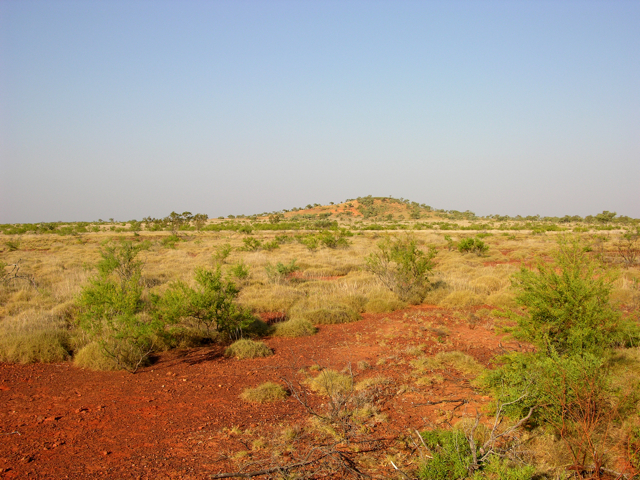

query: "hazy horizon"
left=2, top=1, right=639, bottom=224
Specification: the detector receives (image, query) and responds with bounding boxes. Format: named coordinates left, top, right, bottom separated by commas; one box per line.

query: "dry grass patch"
left=240, top=382, right=288, bottom=403
left=416, top=374, right=445, bottom=386
left=225, top=339, right=273, bottom=359
left=271, top=317, right=317, bottom=337
left=292, top=303, right=360, bottom=325
left=307, top=369, right=353, bottom=397
left=0, top=309, right=71, bottom=363
left=412, top=351, right=484, bottom=376
left=73, top=341, right=119, bottom=371
left=439, top=290, right=486, bottom=307
left=355, top=376, right=389, bottom=391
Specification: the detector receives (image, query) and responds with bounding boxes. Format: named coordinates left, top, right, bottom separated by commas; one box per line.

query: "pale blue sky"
left=1, top=0, right=638, bottom=223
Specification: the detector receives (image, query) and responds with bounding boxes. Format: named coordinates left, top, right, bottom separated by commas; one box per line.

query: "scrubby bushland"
left=366, top=235, right=437, bottom=304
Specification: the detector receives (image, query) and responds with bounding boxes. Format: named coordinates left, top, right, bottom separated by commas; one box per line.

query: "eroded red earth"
left=0, top=306, right=523, bottom=479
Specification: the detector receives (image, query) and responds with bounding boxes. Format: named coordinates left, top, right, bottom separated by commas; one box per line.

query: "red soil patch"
left=0, top=306, right=525, bottom=479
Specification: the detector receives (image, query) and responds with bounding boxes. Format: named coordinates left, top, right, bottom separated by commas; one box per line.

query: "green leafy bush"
left=366, top=235, right=437, bottom=303
left=458, top=238, right=489, bottom=256
left=213, top=243, right=232, bottom=264
left=419, top=429, right=473, bottom=480
left=264, top=260, right=299, bottom=284
left=229, top=260, right=250, bottom=280
left=511, top=237, right=631, bottom=357
left=158, top=267, right=255, bottom=340
left=240, top=237, right=262, bottom=251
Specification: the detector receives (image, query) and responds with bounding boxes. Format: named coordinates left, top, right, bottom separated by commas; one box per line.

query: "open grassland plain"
left=1, top=200, right=640, bottom=479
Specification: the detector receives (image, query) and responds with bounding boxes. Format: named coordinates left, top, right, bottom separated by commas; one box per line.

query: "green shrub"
left=213, top=243, right=232, bottom=264
left=297, top=235, right=319, bottom=251
left=229, top=260, right=250, bottom=280
left=78, top=241, right=162, bottom=372
left=511, top=237, right=635, bottom=357
left=262, top=240, right=280, bottom=251
left=458, top=238, right=489, bottom=256
left=365, top=235, right=437, bottom=304
left=158, top=267, right=255, bottom=340
left=419, top=429, right=473, bottom=480
left=271, top=318, right=316, bottom=337
left=240, top=382, right=288, bottom=403
left=161, top=234, right=181, bottom=249
left=419, top=428, right=534, bottom=480
left=318, top=231, right=350, bottom=249
left=225, top=339, right=272, bottom=359
left=264, top=260, right=299, bottom=284
left=240, top=237, right=262, bottom=251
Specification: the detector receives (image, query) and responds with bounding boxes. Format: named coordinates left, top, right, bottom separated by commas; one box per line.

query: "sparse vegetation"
left=1, top=198, right=639, bottom=478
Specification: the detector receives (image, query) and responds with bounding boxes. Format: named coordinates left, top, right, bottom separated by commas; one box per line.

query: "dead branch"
left=2, top=259, right=38, bottom=290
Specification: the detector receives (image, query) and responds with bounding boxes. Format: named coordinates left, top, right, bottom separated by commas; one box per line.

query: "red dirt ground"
left=0, top=306, right=524, bottom=479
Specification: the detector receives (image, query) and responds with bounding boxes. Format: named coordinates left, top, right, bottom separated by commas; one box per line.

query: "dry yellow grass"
left=1, top=227, right=638, bottom=367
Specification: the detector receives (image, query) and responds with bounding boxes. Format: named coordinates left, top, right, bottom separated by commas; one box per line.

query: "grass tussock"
left=271, top=318, right=317, bottom=337
left=240, top=382, right=288, bottom=403
left=73, top=341, right=119, bottom=371
left=439, top=290, right=486, bottom=308
left=355, top=376, right=389, bottom=391
left=412, top=351, right=484, bottom=376
left=293, top=304, right=360, bottom=325
left=307, top=369, right=353, bottom=397
left=225, top=339, right=273, bottom=359
left=0, top=310, right=72, bottom=363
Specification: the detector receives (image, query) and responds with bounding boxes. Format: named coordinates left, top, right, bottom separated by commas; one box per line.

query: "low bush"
left=366, top=235, right=437, bottom=304
left=225, top=339, right=273, bottom=359
left=240, top=382, right=288, bottom=403
left=264, top=260, right=299, bottom=284
left=458, top=238, right=489, bottom=256
left=158, top=267, right=255, bottom=340
left=212, top=243, right=232, bottom=264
